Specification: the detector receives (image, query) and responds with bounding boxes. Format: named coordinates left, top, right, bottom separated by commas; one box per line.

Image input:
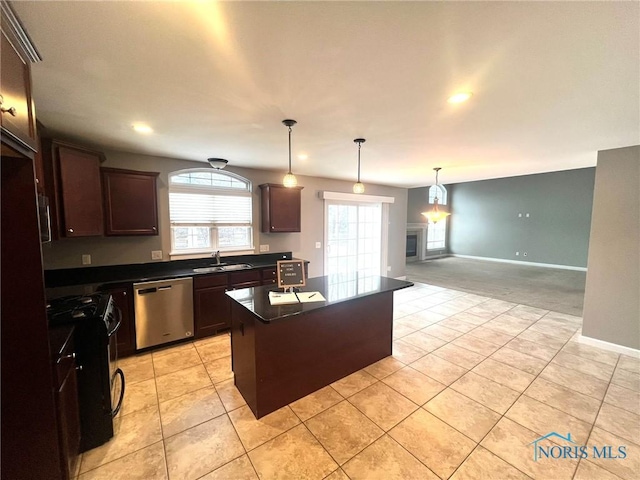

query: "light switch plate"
left=81, top=254, right=91, bottom=265
left=260, top=244, right=269, bottom=252
left=151, top=250, right=163, bottom=260
left=315, top=242, right=321, bottom=248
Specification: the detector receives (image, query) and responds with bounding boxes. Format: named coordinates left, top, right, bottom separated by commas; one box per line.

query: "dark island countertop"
left=226, top=274, right=413, bottom=323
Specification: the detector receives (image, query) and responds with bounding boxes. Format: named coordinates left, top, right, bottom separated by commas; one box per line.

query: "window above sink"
left=168, top=168, right=254, bottom=259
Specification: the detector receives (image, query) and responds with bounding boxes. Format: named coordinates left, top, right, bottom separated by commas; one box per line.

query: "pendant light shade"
left=282, top=119, right=298, bottom=188
left=207, top=158, right=228, bottom=169
left=353, top=138, right=366, bottom=194
left=422, top=167, right=451, bottom=223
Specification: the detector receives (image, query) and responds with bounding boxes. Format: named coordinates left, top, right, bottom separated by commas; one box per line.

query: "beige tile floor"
left=75, top=283, right=640, bottom=480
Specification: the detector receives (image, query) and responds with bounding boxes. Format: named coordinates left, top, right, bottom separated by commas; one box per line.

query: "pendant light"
left=353, top=138, right=366, bottom=194
left=282, top=119, right=298, bottom=188
left=422, top=167, right=451, bottom=223
left=207, top=158, right=228, bottom=169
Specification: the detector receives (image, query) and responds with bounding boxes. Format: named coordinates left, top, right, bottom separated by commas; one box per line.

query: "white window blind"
left=169, top=192, right=251, bottom=224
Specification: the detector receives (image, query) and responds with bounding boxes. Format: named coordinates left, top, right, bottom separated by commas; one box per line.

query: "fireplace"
left=406, top=234, right=418, bottom=257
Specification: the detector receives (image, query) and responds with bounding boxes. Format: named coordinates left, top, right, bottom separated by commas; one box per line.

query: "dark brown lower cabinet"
left=50, top=325, right=80, bottom=480
left=56, top=360, right=81, bottom=479
left=194, top=274, right=231, bottom=338
left=261, top=267, right=277, bottom=285
left=101, top=285, right=136, bottom=357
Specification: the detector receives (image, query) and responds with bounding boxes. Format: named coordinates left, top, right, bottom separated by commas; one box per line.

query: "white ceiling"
left=12, top=1, right=640, bottom=187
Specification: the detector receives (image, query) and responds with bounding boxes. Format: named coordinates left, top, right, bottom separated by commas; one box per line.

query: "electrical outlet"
left=151, top=250, right=163, bottom=260
left=518, top=213, right=522, bottom=218
left=315, top=242, right=321, bottom=249
left=81, top=254, right=91, bottom=265
left=516, top=251, right=520, bottom=256
left=525, top=213, right=530, bottom=218
left=260, top=244, right=269, bottom=252
left=387, top=266, right=392, bottom=272
left=523, top=252, right=528, bottom=257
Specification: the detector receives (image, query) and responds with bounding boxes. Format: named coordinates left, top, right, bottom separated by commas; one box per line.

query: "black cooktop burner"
left=47, top=294, right=109, bottom=326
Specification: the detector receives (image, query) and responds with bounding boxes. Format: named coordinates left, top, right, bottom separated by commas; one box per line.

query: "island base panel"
left=231, top=292, right=393, bottom=418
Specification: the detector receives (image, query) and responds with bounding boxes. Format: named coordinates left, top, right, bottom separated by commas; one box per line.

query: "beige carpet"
left=405, top=256, right=586, bottom=317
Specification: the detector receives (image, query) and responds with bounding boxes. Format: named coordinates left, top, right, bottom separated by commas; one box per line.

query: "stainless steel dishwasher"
left=133, top=277, right=194, bottom=349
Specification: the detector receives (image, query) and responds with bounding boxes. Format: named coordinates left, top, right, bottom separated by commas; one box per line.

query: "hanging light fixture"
left=422, top=167, right=451, bottom=223
left=207, top=158, right=228, bottom=169
left=282, top=119, right=298, bottom=188
left=353, top=138, right=366, bottom=194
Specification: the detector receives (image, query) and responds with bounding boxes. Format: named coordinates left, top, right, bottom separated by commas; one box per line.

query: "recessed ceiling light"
left=447, top=92, right=473, bottom=104
left=297, top=153, right=308, bottom=161
left=132, top=124, right=153, bottom=134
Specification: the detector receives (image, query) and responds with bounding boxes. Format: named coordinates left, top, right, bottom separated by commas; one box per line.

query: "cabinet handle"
left=76, top=365, right=83, bottom=371
left=0, top=96, right=17, bottom=117
left=62, top=352, right=76, bottom=360
left=271, top=226, right=275, bottom=230
left=152, top=226, right=157, bottom=231
left=68, top=228, right=74, bottom=233
left=1, top=106, right=17, bottom=116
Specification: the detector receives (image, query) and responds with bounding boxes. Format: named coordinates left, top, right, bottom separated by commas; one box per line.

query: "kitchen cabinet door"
left=105, top=286, right=136, bottom=357
left=0, top=4, right=39, bottom=154
left=194, top=285, right=231, bottom=338
left=261, top=267, right=277, bottom=285
left=102, top=168, right=159, bottom=236
left=57, top=145, right=104, bottom=237
left=56, top=363, right=80, bottom=480
left=259, top=184, right=303, bottom=233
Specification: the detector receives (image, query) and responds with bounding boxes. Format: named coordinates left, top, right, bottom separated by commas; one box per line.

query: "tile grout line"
left=407, top=296, right=590, bottom=479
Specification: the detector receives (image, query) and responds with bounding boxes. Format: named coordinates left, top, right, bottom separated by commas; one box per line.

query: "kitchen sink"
left=221, top=263, right=253, bottom=271
left=193, top=263, right=252, bottom=273
left=193, top=266, right=224, bottom=273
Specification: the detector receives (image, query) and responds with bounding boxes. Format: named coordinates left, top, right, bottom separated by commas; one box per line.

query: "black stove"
left=47, top=293, right=125, bottom=452
left=47, top=294, right=106, bottom=324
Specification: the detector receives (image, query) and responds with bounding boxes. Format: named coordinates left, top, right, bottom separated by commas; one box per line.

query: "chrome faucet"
left=212, top=250, right=221, bottom=265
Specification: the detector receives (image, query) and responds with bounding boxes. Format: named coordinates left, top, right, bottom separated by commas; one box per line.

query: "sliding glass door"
left=325, top=201, right=383, bottom=279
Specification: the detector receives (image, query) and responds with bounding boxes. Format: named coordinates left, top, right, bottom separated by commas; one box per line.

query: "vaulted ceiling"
left=12, top=1, right=639, bottom=187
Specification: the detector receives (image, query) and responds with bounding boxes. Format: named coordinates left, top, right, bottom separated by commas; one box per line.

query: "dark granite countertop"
left=44, top=252, right=305, bottom=292
left=226, top=274, right=413, bottom=323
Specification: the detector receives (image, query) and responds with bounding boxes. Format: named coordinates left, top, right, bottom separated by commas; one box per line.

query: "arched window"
left=428, top=184, right=447, bottom=205
left=427, top=184, right=447, bottom=250
left=169, top=169, right=253, bottom=254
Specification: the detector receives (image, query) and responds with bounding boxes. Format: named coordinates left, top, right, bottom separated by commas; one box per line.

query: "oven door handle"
left=111, top=368, right=125, bottom=417
left=107, top=311, right=122, bottom=338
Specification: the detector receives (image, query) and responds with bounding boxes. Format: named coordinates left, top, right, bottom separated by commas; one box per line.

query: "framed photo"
left=277, top=260, right=306, bottom=290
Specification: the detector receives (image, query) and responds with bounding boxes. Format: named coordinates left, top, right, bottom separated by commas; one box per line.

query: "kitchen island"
left=226, top=275, right=412, bottom=418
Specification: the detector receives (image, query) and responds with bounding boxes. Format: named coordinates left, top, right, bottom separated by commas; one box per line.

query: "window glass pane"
left=427, top=219, right=447, bottom=250
left=218, top=226, right=252, bottom=248
left=172, top=227, right=211, bottom=250
left=428, top=185, right=447, bottom=205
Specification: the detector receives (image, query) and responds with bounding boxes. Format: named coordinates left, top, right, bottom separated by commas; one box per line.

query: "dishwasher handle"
left=137, top=287, right=157, bottom=295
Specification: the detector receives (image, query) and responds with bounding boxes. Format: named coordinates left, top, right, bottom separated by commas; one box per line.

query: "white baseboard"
left=578, top=334, right=640, bottom=358
left=451, top=254, right=587, bottom=272
left=395, top=275, right=407, bottom=280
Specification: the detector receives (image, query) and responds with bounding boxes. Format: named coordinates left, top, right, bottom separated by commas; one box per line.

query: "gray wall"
left=42, top=151, right=408, bottom=279
left=582, top=146, right=639, bottom=350
left=446, top=168, right=596, bottom=268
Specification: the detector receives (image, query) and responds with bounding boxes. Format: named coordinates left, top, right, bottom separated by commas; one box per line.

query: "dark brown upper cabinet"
left=42, top=141, right=105, bottom=238
left=259, top=183, right=303, bottom=233
left=101, top=168, right=159, bottom=236
left=1, top=2, right=40, bottom=155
